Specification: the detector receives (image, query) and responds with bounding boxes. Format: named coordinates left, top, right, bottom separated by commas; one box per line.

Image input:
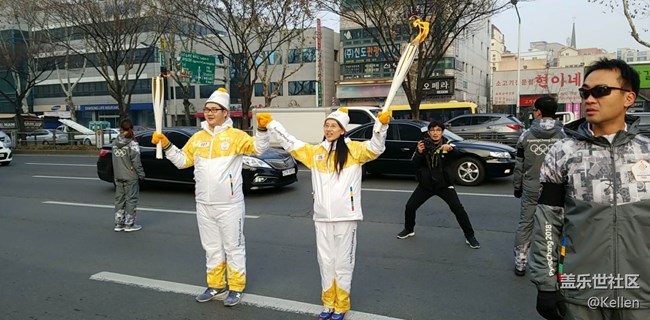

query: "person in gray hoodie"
left=512, top=96, right=565, bottom=276
left=112, top=118, right=145, bottom=232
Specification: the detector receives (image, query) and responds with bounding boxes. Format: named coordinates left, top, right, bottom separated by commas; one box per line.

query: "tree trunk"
left=183, top=98, right=192, bottom=125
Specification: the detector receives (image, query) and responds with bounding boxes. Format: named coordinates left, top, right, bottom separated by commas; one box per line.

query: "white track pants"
left=315, top=220, right=358, bottom=313
left=196, top=202, right=246, bottom=292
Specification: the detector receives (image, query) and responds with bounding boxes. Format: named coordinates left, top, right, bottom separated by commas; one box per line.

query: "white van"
left=332, top=106, right=380, bottom=130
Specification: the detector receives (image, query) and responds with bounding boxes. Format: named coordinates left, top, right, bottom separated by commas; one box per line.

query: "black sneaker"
left=465, top=236, right=480, bottom=249
left=514, top=268, right=526, bottom=277
left=397, top=229, right=415, bottom=239
left=195, top=287, right=227, bottom=302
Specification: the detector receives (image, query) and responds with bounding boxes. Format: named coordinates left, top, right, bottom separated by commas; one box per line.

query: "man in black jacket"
left=396, top=120, right=480, bottom=249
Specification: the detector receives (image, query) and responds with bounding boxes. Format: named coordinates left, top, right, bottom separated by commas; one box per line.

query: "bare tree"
left=44, top=0, right=166, bottom=121
left=0, top=0, right=55, bottom=134
left=158, top=26, right=199, bottom=126
left=320, top=0, right=510, bottom=119
left=41, top=23, right=89, bottom=123
left=167, top=0, right=321, bottom=129
left=588, top=0, right=650, bottom=48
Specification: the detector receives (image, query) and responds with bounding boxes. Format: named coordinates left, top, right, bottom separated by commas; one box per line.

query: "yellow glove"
left=151, top=132, right=170, bottom=148
left=377, top=111, right=391, bottom=125
left=257, top=113, right=273, bottom=130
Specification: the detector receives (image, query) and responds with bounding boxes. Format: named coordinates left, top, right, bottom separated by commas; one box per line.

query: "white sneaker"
left=124, top=224, right=142, bottom=232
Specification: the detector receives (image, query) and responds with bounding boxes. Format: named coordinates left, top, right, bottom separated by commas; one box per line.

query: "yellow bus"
left=389, top=101, right=477, bottom=123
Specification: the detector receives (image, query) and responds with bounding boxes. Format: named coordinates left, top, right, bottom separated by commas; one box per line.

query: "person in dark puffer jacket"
left=396, top=120, right=479, bottom=249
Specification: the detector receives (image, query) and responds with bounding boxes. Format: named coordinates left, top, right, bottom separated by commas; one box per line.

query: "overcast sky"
left=319, top=0, right=650, bottom=53
left=491, top=0, right=650, bottom=53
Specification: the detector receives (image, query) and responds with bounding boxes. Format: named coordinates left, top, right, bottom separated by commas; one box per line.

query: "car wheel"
left=0, top=161, right=10, bottom=166
left=43, top=141, right=49, bottom=145
left=454, top=156, right=485, bottom=186
left=83, top=138, right=92, bottom=145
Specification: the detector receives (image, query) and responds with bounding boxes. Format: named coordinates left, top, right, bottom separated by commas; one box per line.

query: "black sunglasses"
left=578, top=85, right=631, bottom=99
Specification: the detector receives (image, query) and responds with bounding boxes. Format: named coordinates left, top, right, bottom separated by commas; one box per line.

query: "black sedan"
left=346, top=119, right=516, bottom=186
left=97, top=127, right=298, bottom=191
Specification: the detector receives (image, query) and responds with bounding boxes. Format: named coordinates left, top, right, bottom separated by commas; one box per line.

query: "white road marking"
left=33, top=175, right=511, bottom=198
left=43, top=201, right=260, bottom=219
left=90, top=271, right=402, bottom=320
left=361, top=187, right=511, bottom=197
left=33, top=175, right=99, bottom=180
left=27, top=162, right=95, bottom=167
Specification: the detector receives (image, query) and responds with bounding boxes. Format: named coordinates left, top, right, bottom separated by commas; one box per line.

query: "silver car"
left=444, top=113, right=524, bottom=147
left=22, top=129, right=70, bottom=145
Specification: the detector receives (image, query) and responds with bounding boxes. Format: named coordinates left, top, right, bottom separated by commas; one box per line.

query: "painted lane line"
left=27, top=162, right=95, bottom=167
left=33, top=175, right=99, bottom=180
left=43, top=201, right=260, bottom=219
left=361, top=187, right=511, bottom=198
left=90, top=271, right=402, bottom=320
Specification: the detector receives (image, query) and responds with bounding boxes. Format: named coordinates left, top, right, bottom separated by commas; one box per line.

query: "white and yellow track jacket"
left=267, top=120, right=388, bottom=222
left=164, top=118, right=269, bottom=205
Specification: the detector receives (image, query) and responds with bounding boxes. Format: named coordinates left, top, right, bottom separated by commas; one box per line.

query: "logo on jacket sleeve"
left=632, top=160, right=650, bottom=182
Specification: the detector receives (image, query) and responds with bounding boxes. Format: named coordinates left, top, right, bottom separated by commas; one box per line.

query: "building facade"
left=335, top=17, right=491, bottom=112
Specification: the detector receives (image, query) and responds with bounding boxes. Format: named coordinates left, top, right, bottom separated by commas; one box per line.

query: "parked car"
left=0, top=130, right=12, bottom=148
left=0, top=141, right=12, bottom=165
left=346, top=119, right=516, bottom=186
left=444, top=113, right=524, bottom=147
left=21, top=129, right=70, bottom=145
left=97, top=127, right=298, bottom=191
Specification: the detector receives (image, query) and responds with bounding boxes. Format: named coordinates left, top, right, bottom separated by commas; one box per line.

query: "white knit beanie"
left=326, top=107, right=350, bottom=131
left=205, top=88, right=230, bottom=109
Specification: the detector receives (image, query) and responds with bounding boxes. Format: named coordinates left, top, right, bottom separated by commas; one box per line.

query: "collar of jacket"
left=319, top=137, right=351, bottom=151
left=565, top=114, right=640, bottom=147
left=201, top=117, right=233, bottom=135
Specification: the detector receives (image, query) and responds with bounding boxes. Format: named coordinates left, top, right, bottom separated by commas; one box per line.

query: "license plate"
left=282, top=168, right=296, bottom=176
left=0, top=154, right=5, bottom=160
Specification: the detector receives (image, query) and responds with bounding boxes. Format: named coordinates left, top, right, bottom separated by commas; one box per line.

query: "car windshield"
left=444, top=130, right=464, bottom=142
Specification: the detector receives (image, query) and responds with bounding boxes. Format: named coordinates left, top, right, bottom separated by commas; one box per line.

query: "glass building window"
left=288, top=81, right=316, bottom=95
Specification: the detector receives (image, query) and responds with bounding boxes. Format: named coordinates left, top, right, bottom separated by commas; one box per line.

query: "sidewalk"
left=12, top=147, right=100, bottom=156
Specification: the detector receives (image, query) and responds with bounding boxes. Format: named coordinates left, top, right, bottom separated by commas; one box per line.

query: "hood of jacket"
left=529, top=119, right=564, bottom=139
left=113, top=134, right=133, bottom=148
left=564, top=114, right=640, bottom=147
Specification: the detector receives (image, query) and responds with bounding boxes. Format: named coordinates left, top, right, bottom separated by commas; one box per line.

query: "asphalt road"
left=0, top=154, right=543, bottom=320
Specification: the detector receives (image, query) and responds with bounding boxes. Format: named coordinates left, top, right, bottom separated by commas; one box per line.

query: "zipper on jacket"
left=610, top=143, right=619, bottom=300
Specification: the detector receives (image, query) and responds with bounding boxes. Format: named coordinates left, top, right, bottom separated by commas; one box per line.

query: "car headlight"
left=243, top=156, right=271, bottom=168
left=489, top=151, right=511, bottom=159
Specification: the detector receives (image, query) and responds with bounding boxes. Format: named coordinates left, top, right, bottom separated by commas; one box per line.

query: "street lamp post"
left=511, top=0, right=521, bottom=118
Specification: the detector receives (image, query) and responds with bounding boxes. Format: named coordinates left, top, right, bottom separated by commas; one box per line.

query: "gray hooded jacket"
left=111, top=135, right=145, bottom=181
left=530, top=115, right=650, bottom=308
left=513, top=119, right=565, bottom=193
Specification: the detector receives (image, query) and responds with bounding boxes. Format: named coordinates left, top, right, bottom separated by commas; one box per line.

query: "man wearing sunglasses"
left=513, top=96, right=565, bottom=278
left=151, top=88, right=272, bottom=307
left=530, top=58, right=650, bottom=320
